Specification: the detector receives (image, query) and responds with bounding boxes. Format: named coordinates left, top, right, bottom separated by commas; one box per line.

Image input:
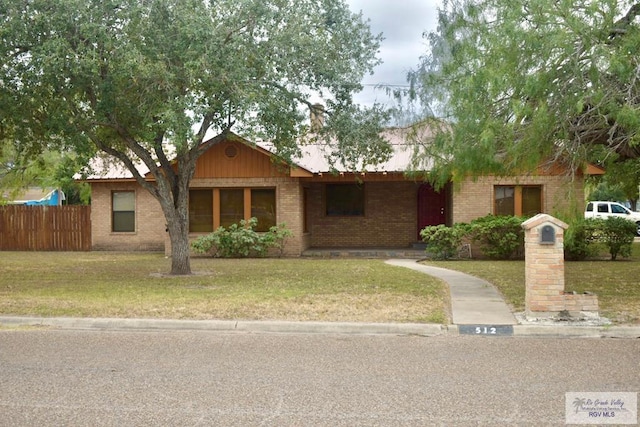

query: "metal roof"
left=82, top=126, right=431, bottom=180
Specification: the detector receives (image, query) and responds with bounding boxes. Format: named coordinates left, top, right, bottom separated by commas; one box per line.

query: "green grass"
left=423, top=243, right=640, bottom=324
left=4, top=244, right=637, bottom=325
left=0, top=252, right=449, bottom=324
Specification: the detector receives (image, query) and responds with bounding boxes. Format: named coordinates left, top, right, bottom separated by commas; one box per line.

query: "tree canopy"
left=407, top=0, right=640, bottom=188
left=0, top=0, right=389, bottom=274
left=587, top=152, right=640, bottom=208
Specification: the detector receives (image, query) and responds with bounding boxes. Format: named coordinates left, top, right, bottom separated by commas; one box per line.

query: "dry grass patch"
left=0, top=252, right=448, bottom=324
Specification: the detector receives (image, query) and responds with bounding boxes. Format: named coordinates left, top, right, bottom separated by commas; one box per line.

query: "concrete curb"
left=1, top=316, right=639, bottom=338
left=446, top=325, right=640, bottom=338
left=0, top=316, right=447, bottom=336
left=512, top=324, right=640, bottom=339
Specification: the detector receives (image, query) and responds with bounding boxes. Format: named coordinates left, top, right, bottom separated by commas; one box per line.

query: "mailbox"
left=540, top=225, right=555, bottom=244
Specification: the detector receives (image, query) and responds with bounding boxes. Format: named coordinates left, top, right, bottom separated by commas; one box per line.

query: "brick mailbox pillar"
left=521, top=214, right=598, bottom=318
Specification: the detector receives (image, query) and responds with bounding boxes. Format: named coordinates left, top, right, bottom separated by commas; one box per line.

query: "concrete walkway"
left=385, top=259, right=517, bottom=325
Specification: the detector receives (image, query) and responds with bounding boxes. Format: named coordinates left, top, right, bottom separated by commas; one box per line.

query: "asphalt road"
left=0, top=330, right=638, bottom=426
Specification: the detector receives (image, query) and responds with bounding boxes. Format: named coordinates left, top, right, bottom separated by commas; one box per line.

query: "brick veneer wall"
left=92, top=177, right=307, bottom=255
left=91, top=182, right=166, bottom=251
left=306, top=181, right=419, bottom=248
left=453, top=175, right=585, bottom=224
left=522, top=214, right=598, bottom=316
left=523, top=219, right=567, bottom=314
left=92, top=173, right=585, bottom=254
left=182, top=177, right=306, bottom=257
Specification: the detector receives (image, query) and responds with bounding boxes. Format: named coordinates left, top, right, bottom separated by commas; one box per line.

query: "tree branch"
left=609, top=3, right=640, bottom=39
left=91, top=136, right=159, bottom=198
left=195, top=124, right=234, bottom=157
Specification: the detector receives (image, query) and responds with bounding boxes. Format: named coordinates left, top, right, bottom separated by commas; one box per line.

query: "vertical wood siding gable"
left=193, top=141, right=290, bottom=179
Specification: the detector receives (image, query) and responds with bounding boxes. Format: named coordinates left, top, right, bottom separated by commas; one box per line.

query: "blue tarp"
left=24, top=189, right=65, bottom=206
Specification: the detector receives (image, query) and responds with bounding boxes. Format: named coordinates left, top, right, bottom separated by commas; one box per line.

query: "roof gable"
left=194, top=138, right=309, bottom=179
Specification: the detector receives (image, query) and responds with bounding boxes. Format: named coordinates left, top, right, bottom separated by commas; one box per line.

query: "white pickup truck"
left=584, top=201, right=640, bottom=236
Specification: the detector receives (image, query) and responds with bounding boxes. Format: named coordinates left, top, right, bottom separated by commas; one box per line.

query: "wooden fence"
left=0, top=205, right=91, bottom=251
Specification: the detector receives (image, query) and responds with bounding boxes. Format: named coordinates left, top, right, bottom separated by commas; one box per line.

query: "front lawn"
left=0, top=252, right=449, bottom=324
left=423, top=243, right=640, bottom=324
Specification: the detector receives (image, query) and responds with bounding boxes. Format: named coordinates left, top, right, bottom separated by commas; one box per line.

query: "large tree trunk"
left=102, top=131, right=228, bottom=276
left=157, top=177, right=193, bottom=276
left=166, top=215, right=192, bottom=276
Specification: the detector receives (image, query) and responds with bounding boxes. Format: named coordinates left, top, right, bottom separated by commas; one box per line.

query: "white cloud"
left=347, top=0, right=441, bottom=108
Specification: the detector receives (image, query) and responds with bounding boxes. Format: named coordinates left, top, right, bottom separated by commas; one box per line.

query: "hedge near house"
left=420, top=224, right=465, bottom=260
left=191, top=218, right=292, bottom=258
left=467, top=215, right=524, bottom=260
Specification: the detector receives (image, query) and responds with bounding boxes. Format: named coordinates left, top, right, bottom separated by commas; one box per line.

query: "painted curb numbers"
left=458, top=325, right=514, bottom=336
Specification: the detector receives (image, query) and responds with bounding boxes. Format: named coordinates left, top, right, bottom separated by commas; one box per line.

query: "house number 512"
left=475, top=327, right=497, bottom=334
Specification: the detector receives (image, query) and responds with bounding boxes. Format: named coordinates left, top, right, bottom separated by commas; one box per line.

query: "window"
left=611, top=204, right=627, bottom=214
left=521, top=186, right=542, bottom=217
left=494, top=186, right=515, bottom=216
left=220, top=189, right=244, bottom=228
left=189, top=190, right=213, bottom=232
left=112, top=191, right=135, bottom=232
left=326, top=184, right=365, bottom=216
left=303, top=187, right=309, bottom=233
left=494, top=185, right=542, bottom=217
left=188, top=188, right=276, bottom=232
left=251, top=189, right=276, bottom=232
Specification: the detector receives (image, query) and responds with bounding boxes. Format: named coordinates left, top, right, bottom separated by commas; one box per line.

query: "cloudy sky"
left=345, top=0, right=442, bottom=108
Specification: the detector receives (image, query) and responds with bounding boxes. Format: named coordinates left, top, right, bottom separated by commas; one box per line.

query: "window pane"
left=113, top=191, right=135, bottom=212
left=220, top=189, right=244, bottom=227
left=113, top=212, right=135, bottom=232
left=189, top=190, right=213, bottom=232
left=494, top=186, right=514, bottom=216
left=521, top=186, right=542, bottom=217
left=112, top=191, right=135, bottom=232
left=251, top=189, right=276, bottom=232
left=326, top=184, right=365, bottom=216
left=611, top=204, right=626, bottom=214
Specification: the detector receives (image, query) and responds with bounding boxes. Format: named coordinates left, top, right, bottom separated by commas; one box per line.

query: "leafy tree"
left=587, top=155, right=640, bottom=209
left=606, top=160, right=640, bottom=210
left=0, top=0, right=390, bottom=274
left=406, top=0, right=640, bottom=189
left=587, top=180, right=628, bottom=203
left=0, top=141, right=90, bottom=205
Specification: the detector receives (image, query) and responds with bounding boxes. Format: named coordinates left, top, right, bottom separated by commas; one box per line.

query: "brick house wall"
left=188, top=177, right=306, bottom=257
left=306, top=181, right=419, bottom=248
left=92, top=177, right=308, bottom=256
left=90, top=173, right=586, bottom=254
left=91, top=181, right=166, bottom=251
left=452, top=175, right=585, bottom=224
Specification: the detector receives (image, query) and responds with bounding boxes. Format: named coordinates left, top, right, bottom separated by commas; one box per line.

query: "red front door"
left=417, top=184, right=446, bottom=239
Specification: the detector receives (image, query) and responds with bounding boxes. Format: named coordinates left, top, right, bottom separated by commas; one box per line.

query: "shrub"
left=420, top=224, right=465, bottom=260
left=191, top=218, right=292, bottom=258
left=467, top=215, right=524, bottom=260
left=594, top=217, right=636, bottom=260
left=563, top=218, right=600, bottom=261
left=260, top=223, right=294, bottom=257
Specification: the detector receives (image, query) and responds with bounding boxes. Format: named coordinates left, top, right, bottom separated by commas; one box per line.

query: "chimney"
left=310, top=103, right=325, bottom=132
